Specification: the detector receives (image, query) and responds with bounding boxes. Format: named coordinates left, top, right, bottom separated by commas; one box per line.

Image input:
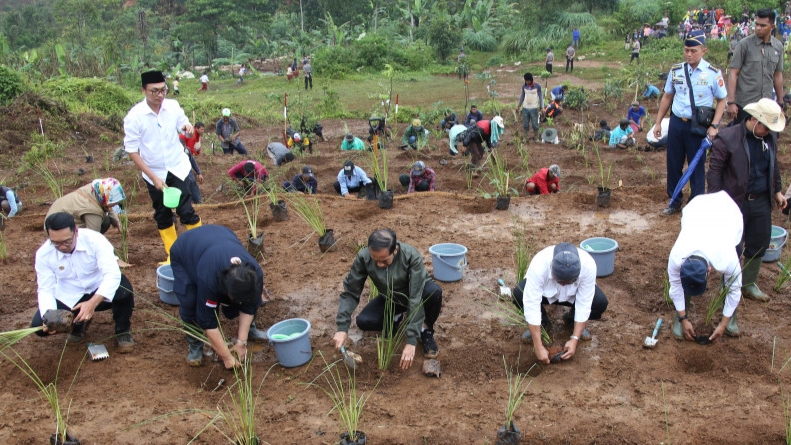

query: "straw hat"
left=744, top=98, right=786, bottom=133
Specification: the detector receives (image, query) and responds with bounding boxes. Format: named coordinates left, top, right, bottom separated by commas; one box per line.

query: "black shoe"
left=661, top=205, right=680, bottom=216
left=421, top=330, right=439, bottom=359
left=116, top=332, right=135, bottom=352
left=67, top=320, right=91, bottom=343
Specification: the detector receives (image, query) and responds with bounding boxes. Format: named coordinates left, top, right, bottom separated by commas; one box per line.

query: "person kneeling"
left=609, top=119, right=636, bottom=149
left=525, top=164, right=561, bottom=195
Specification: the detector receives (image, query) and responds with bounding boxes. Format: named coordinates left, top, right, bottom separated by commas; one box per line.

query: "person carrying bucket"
left=169, top=225, right=267, bottom=368
left=333, top=229, right=443, bottom=369
left=512, top=242, right=609, bottom=364
left=123, top=70, right=203, bottom=265
left=667, top=191, right=744, bottom=342
left=708, top=98, right=788, bottom=303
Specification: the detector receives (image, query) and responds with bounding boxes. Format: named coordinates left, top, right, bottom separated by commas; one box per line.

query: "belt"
left=746, top=193, right=766, bottom=201
left=671, top=113, right=690, bottom=122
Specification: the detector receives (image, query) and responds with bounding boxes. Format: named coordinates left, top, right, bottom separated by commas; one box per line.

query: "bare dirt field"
left=1, top=91, right=791, bottom=445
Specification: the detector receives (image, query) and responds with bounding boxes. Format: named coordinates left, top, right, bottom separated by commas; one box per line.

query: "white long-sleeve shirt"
left=35, top=228, right=122, bottom=314
left=522, top=245, right=598, bottom=325
left=667, top=191, right=743, bottom=317
left=123, top=98, right=192, bottom=184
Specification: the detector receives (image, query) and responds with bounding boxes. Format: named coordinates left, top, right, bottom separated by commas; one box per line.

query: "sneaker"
left=661, top=205, right=680, bottom=216
left=248, top=322, right=268, bottom=341
left=116, top=332, right=135, bottom=353
left=67, top=320, right=91, bottom=344
left=420, top=330, right=439, bottom=359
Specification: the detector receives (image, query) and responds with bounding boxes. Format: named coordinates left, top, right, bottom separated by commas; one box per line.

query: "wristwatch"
left=570, top=335, right=580, bottom=342
left=678, top=315, right=688, bottom=322
left=710, top=122, right=720, bottom=129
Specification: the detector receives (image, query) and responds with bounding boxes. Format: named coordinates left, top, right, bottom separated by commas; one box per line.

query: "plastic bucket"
left=763, top=225, right=788, bottom=262
left=162, top=186, right=182, bottom=209
left=428, top=243, right=468, bottom=282
left=267, top=318, right=312, bottom=367
left=156, top=265, right=179, bottom=306
left=580, top=237, right=619, bottom=277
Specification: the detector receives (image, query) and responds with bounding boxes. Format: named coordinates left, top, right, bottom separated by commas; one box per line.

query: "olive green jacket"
left=336, top=242, right=431, bottom=345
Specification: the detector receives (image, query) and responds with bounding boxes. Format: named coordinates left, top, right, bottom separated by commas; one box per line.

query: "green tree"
left=428, top=14, right=457, bottom=61
left=185, top=0, right=272, bottom=63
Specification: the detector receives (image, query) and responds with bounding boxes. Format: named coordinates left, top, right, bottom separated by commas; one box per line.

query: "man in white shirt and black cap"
left=512, top=242, right=609, bottom=364
left=32, top=212, right=135, bottom=351
left=123, top=70, right=202, bottom=264
left=667, top=191, right=744, bottom=341
left=333, top=160, right=372, bottom=198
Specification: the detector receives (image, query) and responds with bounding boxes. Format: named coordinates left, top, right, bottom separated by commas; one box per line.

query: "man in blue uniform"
left=170, top=225, right=265, bottom=368
left=652, top=30, right=727, bottom=216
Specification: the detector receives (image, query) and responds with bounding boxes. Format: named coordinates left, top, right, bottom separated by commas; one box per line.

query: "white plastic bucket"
left=763, top=225, right=788, bottom=262
left=267, top=318, right=312, bottom=367
left=580, top=237, right=619, bottom=277
left=156, top=265, right=179, bottom=306
left=428, top=243, right=468, bottom=282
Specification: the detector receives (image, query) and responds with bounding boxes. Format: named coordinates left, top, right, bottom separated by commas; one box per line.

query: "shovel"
left=642, top=318, right=663, bottom=349
left=497, top=278, right=512, bottom=298
left=340, top=346, right=361, bottom=370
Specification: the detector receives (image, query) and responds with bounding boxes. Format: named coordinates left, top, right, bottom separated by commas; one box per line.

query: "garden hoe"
left=642, top=318, right=663, bottom=349
left=497, top=278, right=511, bottom=298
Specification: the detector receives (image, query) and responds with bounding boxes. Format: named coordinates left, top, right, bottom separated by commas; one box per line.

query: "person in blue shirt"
left=644, top=83, right=661, bottom=99
left=283, top=165, right=318, bottom=194
left=652, top=29, right=727, bottom=216
left=333, top=160, right=373, bottom=198
left=170, top=224, right=265, bottom=368
left=627, top=100, right=647, bottom=131
left=550, top=85, right=568, bottom=102
left=609, top=119, right=635, bottom=149
left=572, top=27, right=581, bottom=47
left=464, top=105, right=483, bottom=125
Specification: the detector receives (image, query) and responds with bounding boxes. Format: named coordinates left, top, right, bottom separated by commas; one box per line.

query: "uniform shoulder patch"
left=671, top=63, right=683, bottom=70
left=708, top=65, right=719, bottom=72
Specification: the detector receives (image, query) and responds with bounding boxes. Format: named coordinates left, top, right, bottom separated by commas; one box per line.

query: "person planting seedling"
left=45, top=178, right=126, bottom=236
left=667, top=191, right=744, bottom=343
left=512, top=242, right=609, bottom=364
left=169, top=225, right=267, bottom=368
left=333, top=229, right=443, bottom=369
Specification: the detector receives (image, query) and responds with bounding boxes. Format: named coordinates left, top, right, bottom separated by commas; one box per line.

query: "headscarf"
left=92, top=178, right=126, bottom=208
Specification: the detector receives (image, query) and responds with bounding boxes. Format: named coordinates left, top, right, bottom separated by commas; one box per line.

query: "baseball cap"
left=548, top=164, right=561, bottom=178
left=492, top=115, right=504, bottom=129
left=744, top=98, right=786, bottom=133
left=412, top=119, right=422, bottom=127
left=293, top=133, right=302, bottom=142
left=680, top=255, right=708, bottom=296
left=302, top=165, right=314, bottom=177
left=345, top=133, right=354, bottom=142
left=413, top=161, right=425, bottom=174
left=551, top=242, right=581, bottom=282
left=343, top=160, right=354, bottom=176
left=631, top=100, right=640, bottom=107
left=222, top=108, right=231, bottom=117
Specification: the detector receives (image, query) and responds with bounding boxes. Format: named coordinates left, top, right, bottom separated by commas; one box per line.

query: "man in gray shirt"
left=727, top=8, right=785, bottom=123
left=303, top=59, right=312, bottom=90
left=266, top=142, right=295, bottom=166
left=215, top=108, right=247, bottom=155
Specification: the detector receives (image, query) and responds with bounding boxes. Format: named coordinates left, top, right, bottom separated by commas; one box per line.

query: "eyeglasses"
left=50, top=235, right=75, bottom=247
left=146, top=87, right=168, bottom=96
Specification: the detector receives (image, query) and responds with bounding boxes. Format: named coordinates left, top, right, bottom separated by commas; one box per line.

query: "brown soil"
left=1, top=90, right=791, bottom=445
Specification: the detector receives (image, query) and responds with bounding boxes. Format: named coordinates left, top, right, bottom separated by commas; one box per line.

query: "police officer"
left=652, top=30, right=727, bottom=216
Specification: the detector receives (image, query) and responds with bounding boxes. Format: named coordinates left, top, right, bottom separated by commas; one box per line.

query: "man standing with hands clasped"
left=124, top=71, right=202, bottom=264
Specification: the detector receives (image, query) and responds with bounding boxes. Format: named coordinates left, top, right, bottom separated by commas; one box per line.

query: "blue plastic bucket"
left=156, top=265, right=179, bottom=306
left=267, top=318, right=312, bottom=367
left=580, top=237, right=619, bottom=277
left=763, top=225, right=788, bottom=262
left=428, top=243, right=468, bottom=282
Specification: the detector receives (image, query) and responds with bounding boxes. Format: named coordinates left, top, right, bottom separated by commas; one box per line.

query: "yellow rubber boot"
left=158, top=225, right=178, bottom=265
left=185, top=219, right=202, bottom=231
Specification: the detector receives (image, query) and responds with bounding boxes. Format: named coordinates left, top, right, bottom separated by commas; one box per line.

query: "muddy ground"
left=1, top=85, right=791, bottom=445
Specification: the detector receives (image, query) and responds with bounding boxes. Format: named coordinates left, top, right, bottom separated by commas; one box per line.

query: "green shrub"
left=564, top=87, right=589, bottom=110
left=40, top=78, right=132, bottom=116
left=0, top=66, right=24, bottom=106
left=487, top=55, right=505, bottom=67
left=313, top=46, right=354, bottom=77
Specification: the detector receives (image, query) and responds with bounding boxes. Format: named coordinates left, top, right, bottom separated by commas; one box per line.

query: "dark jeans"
left=356, top=281, right=443, bottom=331
left=222, top=141, right=248, bottom=155
left=31, top=274, right=134, bottom=335
left=738, top=194, right=772, bottom=260
left=188, top=171, right=202, bottom=204
left=630, top=52, right=640, bottom=63
left=566, top=57, right=574, bottom=72
left=666, top=115, right=706, bottom=208
left=511, top=278, right=609, bottom=321
left=305, top=74, right=312, bottom=89
left=333, top=181, right=362, bottom=196
left=545, top=63, right=553, bottom=74
left=145, top=172, right=200, bottom=229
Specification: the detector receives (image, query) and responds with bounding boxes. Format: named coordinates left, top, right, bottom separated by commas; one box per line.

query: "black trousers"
left=356, top=281, right=442, bottom=331
left=398, top=174, right=430, bottom=191
left=566, top=57, right=574, bottom=72
left=738, top=194, right=772, bottom=260
left=545, top=63, right=553, bottom=74
left=145, top=172, right=200, bottom=229
left=511, top=278, right=609, bottom=321
left=32, top=274, right=134, bottom=335
left=305, top=74, right=313, bottom=89
left=333, top=181, right=362, bottom=196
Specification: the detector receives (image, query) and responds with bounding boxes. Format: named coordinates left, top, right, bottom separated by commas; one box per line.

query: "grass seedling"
left=211, top=360, right=274, bottom=445
left=775, top=249, right=791, bottom=291
left=287, top=192, right=327, bottom=237
left=0, top=326, right=44, bottom=352
left=368, top=143, right=388, bottom=191
left=234, top=181, right=262, bottom=239
left=118, top=213, right=129, bottom=263
left=479, top=286, right=550, bottom=345
left=663, top=271, right=672, bottom=307
left=376, top=293, right=409, bottom=370
left=513, top=223, right=531, bottom=286
left=595, top=147, right=612, bottom=190
left=662, top=381, right=671, bottom=444
left=503, top=355, right=534, bottom=428
left=0, top=229, right=7, bottom=261
left=310, top=352, right=379, bottom=443
left=367, top=278, right=379, bottom=302
left=36, top=161, right=63, bottom=199
left=262, top=178, right=281, bottom=207
left=704, top=264, right=742, bottom=326
left=482, top=154, right=519, bottom=199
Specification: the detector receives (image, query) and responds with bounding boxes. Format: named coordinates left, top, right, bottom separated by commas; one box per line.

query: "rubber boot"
left=186, top=334, right=204, bottom=367
left=672, top=313, right=684, bottom=340
left=522, top=306, right=551, bottom=342
left=741, top=260, right=769, bottom=302
left=185, top=219, right=202, bottom=231
left=248, top=322, right=268, bottom=341
left=725, top=308, right=740, bottom=337
left=158, top=225, right=178, bottom=266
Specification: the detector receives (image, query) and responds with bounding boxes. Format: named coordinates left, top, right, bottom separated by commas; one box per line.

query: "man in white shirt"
left=512, top=242, right=609, bottom=364
left=667, top=191, right=743, bottom=342
left=31, top=212, right=135, bottom=351
left=124, top=71, right=202, bottom=264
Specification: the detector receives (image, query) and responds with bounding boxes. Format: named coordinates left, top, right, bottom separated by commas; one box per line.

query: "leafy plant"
left=376, top=293, right=408, bottom=370
left=311, top=353, right=379, bottom=442
left=287, top=193, right=327, bottom=237
left=775, top=249, right=791, bottom=292
left=368, top=144, right=388, bottom=191
left=513, top=225, right=531, bottom=286
left=234, top=183, right=262, bottom=238
left=0, top=65, right=24, bottom=105
left=210, top=360, right=273, bottom=445
left=503, top=355, right=534, bottom=427
left=594, top=148, right=612, bottom=190
left=481, top=155, right=519, bottom=198
left=479, top=287, right=550, bottom=345
left=704, top=265, right=743, bottom=326
left=564, top=87, right=589, bottom=110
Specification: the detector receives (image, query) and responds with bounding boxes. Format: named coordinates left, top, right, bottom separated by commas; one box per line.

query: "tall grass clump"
left=502, top=355, right=534, bottom=431
left=513, top=223, right=531, bottom=284
left=287, top=193, right=327, bottom=237
left=234, top=183, right=262, bottom=239
left=0, top=326, right=44, bottom=352
left=704, top=265, right=742, bottom=326
left=375, top=291, right=417, bottom=370
left=368, top=144, right=388, bottom=191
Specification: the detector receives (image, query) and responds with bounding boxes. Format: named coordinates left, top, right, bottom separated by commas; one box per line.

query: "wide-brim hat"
left=744, top=98, right=786, bottom=132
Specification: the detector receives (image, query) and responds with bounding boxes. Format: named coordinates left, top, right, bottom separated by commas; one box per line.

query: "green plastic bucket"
left=580, top=237, right=619, bottom=277
left=267, top=318, right=312, bottom=367
left=763, top=225, right=788, bottom=262
left=162, top=186, right=182, bottom=209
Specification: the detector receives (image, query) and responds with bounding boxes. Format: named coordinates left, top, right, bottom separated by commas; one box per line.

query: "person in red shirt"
left=179, top=122, right=204, bottom=156
left=228, top=160, right=268, bottom=195
left=525, top=164, right=561, bottom=195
